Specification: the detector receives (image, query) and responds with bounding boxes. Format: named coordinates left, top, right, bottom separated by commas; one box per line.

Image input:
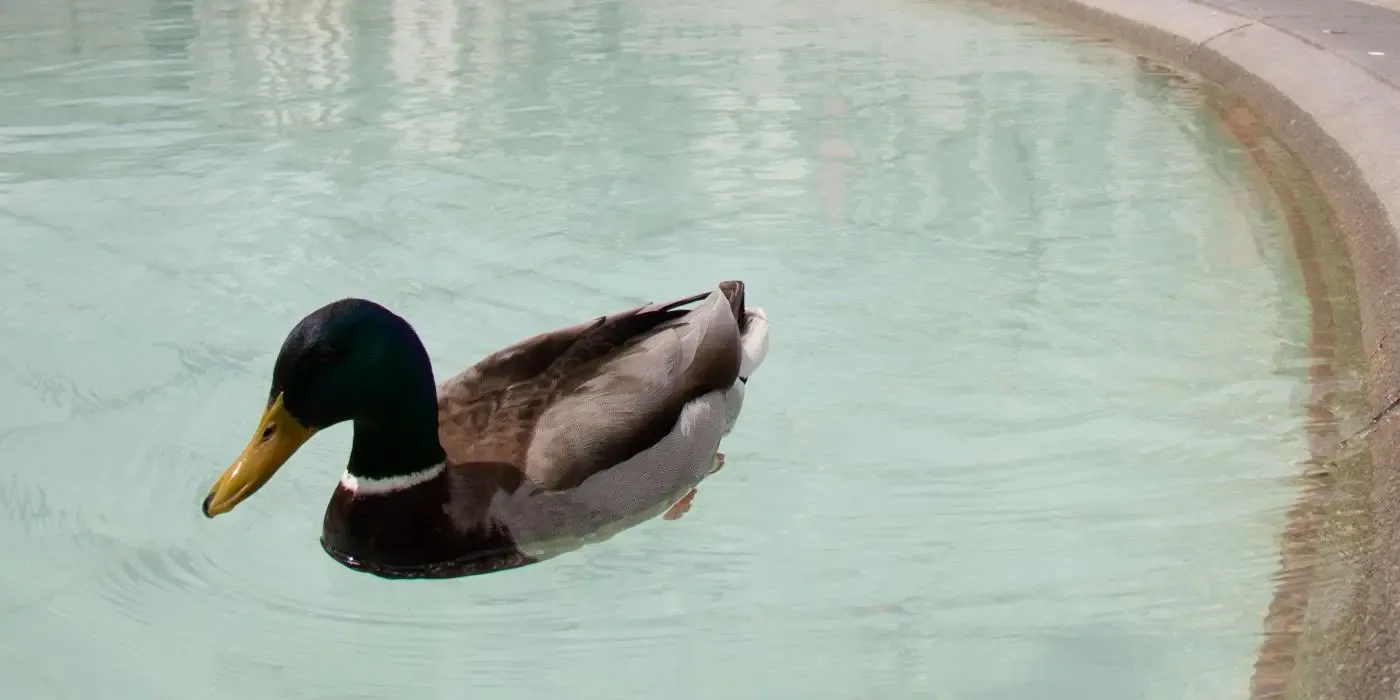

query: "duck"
left=200, top=280, right=770, bottom=579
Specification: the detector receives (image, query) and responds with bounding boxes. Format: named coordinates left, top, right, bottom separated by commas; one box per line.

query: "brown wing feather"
left=520, top=294, right=743, bottom=489
left=434, top=290, right=720, bottom=478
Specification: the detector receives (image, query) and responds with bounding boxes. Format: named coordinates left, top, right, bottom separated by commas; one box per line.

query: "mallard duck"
left=200, top=281, right=770, bottom=579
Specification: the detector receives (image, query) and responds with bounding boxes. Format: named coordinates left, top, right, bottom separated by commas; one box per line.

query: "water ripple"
left=0, top=0, right=1343, bottom=697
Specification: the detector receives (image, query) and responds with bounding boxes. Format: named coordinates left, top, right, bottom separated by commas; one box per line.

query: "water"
left=0, top=0, right=1339, bottom=697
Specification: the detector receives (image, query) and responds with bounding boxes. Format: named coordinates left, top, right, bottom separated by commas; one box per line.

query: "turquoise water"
left=0, top=0, right=1322, bottom=697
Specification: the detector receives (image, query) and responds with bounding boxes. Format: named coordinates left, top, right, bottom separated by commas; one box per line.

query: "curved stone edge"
left=985, top=0, right=1400, bottom=406
left=977, top=0, right=1400, bottom=692
left=980, top=0, right=1400, bottom=400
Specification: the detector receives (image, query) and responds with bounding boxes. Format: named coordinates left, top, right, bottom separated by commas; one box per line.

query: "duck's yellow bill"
left=202, top=393, right=316, bottom=518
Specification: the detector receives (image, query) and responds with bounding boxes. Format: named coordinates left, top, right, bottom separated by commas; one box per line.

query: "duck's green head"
left=201, top=298, right=436, bottom=518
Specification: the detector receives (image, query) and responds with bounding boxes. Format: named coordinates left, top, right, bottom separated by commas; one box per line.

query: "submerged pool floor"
left=0, top=0, right=1333, bottom=697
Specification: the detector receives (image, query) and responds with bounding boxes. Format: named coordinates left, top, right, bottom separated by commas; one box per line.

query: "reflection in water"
left=243, top=0, right=351, bottom=129
left=816, top=93, right=854, bottom=222
left=0, top=0, right=1352, bottom=698
left=387, top=0, right=460, bottom=154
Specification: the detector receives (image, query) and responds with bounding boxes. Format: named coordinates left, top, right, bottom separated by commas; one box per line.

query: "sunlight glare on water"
left=0, top=0, right=1326, bottom=697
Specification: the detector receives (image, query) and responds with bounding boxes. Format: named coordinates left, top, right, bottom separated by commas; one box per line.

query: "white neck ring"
left=339, top=461, right=446, bottom=495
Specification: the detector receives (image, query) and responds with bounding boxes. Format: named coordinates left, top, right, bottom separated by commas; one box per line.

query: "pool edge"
left=946, top=0, right=1400, bottom=697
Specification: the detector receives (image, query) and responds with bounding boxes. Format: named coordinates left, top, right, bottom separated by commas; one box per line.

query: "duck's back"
left=434, top=285, right=747, bottom=484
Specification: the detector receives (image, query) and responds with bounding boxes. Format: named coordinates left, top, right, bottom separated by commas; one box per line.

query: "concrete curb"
left=972, top=0, right=1400, bottom=696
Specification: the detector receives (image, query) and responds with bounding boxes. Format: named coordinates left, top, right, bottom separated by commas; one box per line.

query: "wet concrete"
left=1208, top=94, right=1367, bottom=700
left=949, top=0, right=1400, bottom=697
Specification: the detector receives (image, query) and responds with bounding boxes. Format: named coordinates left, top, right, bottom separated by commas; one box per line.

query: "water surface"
left=0, top=0, right=1326, bottom=697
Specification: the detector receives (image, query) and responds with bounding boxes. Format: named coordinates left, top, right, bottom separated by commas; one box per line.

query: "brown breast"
left=318, top=473, right=532, bottom=579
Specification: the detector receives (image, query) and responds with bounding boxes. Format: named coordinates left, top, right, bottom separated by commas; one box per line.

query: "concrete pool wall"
left=952, top=0, right=1400, bottom=697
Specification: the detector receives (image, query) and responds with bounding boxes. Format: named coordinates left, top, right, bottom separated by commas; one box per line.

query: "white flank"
left=340, top=462, right=447, bottom=495
left=739, top=307, right=770, bottom=379
left=723, top=377, right=745, bottom=436
left=504, top=388, right=730, bottom=560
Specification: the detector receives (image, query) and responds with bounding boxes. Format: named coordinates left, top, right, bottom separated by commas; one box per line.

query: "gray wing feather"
left=522, top=288, right=741, bottom=489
